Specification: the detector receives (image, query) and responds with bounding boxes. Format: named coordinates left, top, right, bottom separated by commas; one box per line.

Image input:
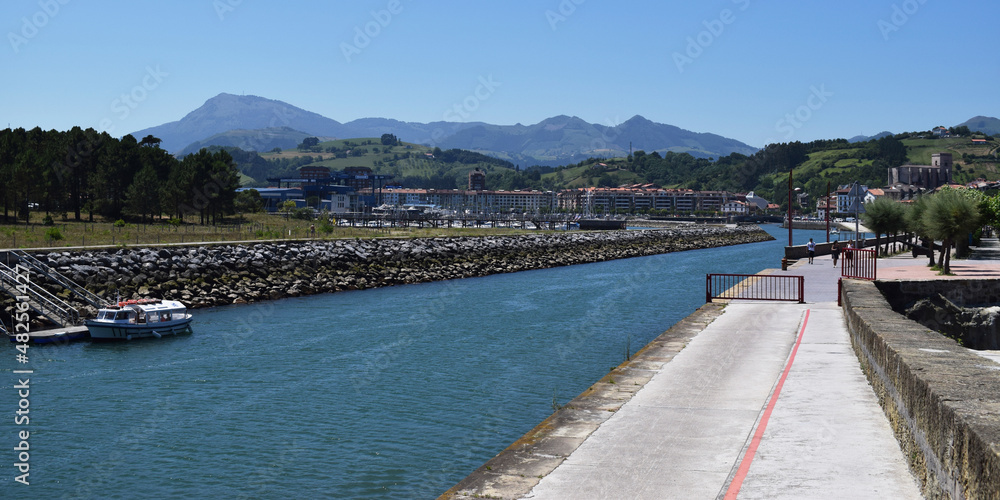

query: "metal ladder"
left=0, top=261, right=80, bottom=327
left=10, top=250, right=108, bottom=308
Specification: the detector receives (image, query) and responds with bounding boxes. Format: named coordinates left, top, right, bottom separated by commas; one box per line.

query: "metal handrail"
left=0, top=270, right=78, bottom=325
left=706, top=274, right=805, bottom=303
left=0, top=262, right=79, bottom=326
left=11, top=250, right=108, bottom=307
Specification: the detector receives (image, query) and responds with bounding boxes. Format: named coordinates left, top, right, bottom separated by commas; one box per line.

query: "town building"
left=382, top=188, right=557, bottom=213
left=836, top=184, right=868, bottom=215
left=887, top=153, right=953, bottom=191
left=468, top=169, right=486, bottom=191
left=816, top=195, right=834, bottom=220
left=556, top=187, right=738, bottom=214
left=722, top=200, right=748, bottom=214
left=241, top=187, right=355, bottom=214
left=864, top=188, right=885, bottom=204
left=344, top=166, right=374, bottom=194
left=744, top=191, right=770, bottom=213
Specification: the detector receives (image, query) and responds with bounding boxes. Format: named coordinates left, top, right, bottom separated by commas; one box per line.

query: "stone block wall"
left=841, top=279, right=1000, bottom=499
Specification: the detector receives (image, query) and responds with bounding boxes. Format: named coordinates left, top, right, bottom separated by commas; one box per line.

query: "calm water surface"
left=1, top=225, right=829, bottom=498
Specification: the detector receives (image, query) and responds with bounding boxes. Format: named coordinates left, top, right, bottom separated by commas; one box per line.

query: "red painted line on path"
left=724, top=309, right=810, bottom=500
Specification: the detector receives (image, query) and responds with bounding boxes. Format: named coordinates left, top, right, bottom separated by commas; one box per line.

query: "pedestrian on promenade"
left=831, top=240, right=840, bottom=267
left=845, top=240, right=854, bottom=272
left=807, top=238, right=816, bottom=264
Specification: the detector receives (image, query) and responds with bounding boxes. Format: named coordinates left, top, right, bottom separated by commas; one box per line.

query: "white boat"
left=85, top=299, right=193, bottom=341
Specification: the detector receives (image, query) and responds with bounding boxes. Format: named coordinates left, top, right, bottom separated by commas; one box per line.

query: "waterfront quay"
left=444, top=248, right=1000, bottom=499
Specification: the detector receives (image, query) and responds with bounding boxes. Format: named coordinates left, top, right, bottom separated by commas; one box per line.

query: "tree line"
left=862, top=187, right=999, bottom=275
left=0, top=127, right=241, bottom=224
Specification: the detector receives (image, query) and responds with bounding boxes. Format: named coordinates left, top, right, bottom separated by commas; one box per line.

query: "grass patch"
left=0, top=212, right=551, bottom=249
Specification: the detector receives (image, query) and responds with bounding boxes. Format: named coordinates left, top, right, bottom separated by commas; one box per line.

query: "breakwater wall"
left=17, top=226, right=772, bottom=314
left=784, top=234, right=910, bottom=259
left=841, top=279, right=1000, bottom=499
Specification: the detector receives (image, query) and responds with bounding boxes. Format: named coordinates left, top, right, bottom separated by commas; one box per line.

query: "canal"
left=0, top=224, right=831, bottom=498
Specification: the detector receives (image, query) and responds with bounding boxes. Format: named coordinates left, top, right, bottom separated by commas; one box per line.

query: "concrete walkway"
left=522, top=254, right=927, bottom=499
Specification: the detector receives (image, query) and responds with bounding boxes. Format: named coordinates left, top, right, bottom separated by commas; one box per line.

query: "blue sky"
left=2, top=0, right=997, bottom=148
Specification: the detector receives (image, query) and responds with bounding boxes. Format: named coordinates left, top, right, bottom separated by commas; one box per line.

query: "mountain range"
left=848, top=131, right=894, bottom=143
left=130, top=93, right=998, bottom=167
left=131, top=93, right=758, bottom=166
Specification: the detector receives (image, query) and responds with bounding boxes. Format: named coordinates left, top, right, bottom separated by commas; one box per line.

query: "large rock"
left=18, top=225, right=773, bottom=314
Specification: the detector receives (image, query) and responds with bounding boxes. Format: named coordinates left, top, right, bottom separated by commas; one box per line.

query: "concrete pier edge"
left=439, top=268, right=785, bottom=499
left=442, top=257, right=1000, bottom=499
left=840, top=279, right=1000, bottom=499
left=438, top=300, right=730, bottom=500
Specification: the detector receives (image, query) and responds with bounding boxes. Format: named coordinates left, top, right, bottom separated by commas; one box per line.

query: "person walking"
left=845, top=240, right=855, bottom=273
left=807, top=238, right=816, bottom=264
left=831, top=240, right=841, bottom=267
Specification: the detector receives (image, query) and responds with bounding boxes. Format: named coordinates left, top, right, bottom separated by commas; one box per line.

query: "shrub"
left=42, top=215, right=54, bottom=226
left=254, top=229, right=281, bottom=239
left=291, top=207, right=314, bottom=221
left=114, top=219, right=126, bottom=228
left=45, top=227, right=64, bottom=241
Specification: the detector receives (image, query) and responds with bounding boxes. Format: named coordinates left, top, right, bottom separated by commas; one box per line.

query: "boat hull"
left=85, top=316, right=193, bottom=341
left=578, top=219, right=627, bottom=230
left=7, top=328, right=90, bottom=344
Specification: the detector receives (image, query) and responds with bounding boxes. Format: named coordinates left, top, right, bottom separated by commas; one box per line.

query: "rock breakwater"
left=18, top=226, right=772, bottom=317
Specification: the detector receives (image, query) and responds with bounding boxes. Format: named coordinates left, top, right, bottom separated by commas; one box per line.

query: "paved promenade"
left=521, top=249, right=1000, bottom=499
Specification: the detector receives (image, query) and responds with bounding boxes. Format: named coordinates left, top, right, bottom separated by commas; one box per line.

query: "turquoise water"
left=1, top=225, right=828, bottom=498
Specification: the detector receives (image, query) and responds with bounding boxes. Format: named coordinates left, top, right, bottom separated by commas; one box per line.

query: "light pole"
left=854, top=181, right=861, bottom=247
left=825, top=181, right=831, bottom=243
left=787, top=169, right=793, bottom=247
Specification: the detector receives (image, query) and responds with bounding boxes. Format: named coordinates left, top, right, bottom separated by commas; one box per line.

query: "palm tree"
left=923, top=188, right=981, bottom=274
left=862, top=197, right=906, bottom=257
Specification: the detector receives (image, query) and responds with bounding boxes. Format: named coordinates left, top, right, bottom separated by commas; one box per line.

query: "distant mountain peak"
left=958, top=115, right=1000, bottom=136
left=132, top=93, right=758, bottom=165
left=130, top=93, right=345, bottom=153
left=539, top=115, right=581, bottom=124
left=849, top=131, right=894, bottom=143
left=623, top=115, right=653, bottom=124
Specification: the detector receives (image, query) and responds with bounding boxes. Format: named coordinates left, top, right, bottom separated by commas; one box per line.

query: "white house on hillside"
left=863, top=188, right=885, bottom=204
left=722, top=200, right=748, bottom=214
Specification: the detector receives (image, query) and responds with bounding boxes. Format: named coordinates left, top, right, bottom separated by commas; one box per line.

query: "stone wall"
left=876, top=279, right=1000, bottom=310
left=840, top=279, right=1000, bottom=499
left=10, top=226, right=772, bottom=317
left=784, top=234, right=909, bottom=259
left=876, top=279, right=1000, bottom=350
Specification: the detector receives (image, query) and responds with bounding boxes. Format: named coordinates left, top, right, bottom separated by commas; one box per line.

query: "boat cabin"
left=93, top=300, right=187, bottom=325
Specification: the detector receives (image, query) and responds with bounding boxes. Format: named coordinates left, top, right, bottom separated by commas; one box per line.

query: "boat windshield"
left=114, top=311, right=130, bottom=321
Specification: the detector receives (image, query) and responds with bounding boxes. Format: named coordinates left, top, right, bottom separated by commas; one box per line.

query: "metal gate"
left=706, top=274, right=805, bottom=303
left=841, top=248, right=876, bottom=280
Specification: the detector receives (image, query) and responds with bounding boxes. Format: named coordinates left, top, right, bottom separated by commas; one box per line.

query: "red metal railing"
left=841, top=248, right=877, bottom=280
left=706, top=274, right=805, bottom=303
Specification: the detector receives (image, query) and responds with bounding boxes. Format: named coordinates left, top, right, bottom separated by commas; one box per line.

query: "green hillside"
left=240, top=137, right=521, bottom=190
left=751, top=134, right=998, bottom=209
left=178, top=126, right=315, bottom=156
left=225, top=132, right=998, bottom=207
